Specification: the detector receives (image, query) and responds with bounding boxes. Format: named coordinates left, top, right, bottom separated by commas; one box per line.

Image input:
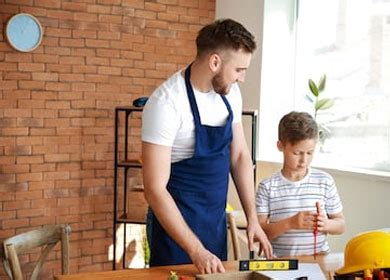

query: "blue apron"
left=148, top=64, right=233, bottom=266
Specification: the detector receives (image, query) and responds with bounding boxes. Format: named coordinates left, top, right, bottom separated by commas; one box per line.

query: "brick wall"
left=0, top=0, right=215, bottom=278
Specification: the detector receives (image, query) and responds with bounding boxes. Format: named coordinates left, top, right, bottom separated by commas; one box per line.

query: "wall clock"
left=5, top=13, right=43, bottom=52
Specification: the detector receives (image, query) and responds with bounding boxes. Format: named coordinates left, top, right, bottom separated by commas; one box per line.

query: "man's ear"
left=277, top=140, right=284, bottom=151
left=209, top=53, right=221, bottom=73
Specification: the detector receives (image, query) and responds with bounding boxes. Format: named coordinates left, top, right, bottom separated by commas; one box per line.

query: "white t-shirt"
left=256, top=168, right=343, bottom=257
left=142, top=70, right=242, bottom=163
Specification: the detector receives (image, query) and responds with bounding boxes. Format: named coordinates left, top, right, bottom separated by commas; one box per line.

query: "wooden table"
left=55, top=253, right=344, bottom=280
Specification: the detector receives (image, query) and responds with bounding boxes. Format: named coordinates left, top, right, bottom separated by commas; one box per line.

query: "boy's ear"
left=277, top=140, right=284, bottom=151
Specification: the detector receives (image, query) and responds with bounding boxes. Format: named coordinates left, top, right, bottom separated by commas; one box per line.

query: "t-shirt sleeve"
left=228, top=83, right=242, bottom=124
left=142, top=89, right=180, bottom=147
left=256, top=182, right=270, bottom=215
left=324, top=176, right=343, bottom=215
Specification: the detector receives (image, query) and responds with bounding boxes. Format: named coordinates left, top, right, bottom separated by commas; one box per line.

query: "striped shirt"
left=256, top=168, right=343, bottom=257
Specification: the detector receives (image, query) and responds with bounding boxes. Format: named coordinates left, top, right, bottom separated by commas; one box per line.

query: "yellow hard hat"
left=336, top=230, right=390, bottom=275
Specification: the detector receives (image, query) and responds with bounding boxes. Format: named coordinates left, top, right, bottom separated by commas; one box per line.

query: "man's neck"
left=188, top=60, right=213, bottom=93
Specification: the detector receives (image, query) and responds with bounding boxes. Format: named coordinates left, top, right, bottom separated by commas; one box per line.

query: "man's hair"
left=196, top=18, right=256, bottom=58
left=278, top=111, right=319, bottom=145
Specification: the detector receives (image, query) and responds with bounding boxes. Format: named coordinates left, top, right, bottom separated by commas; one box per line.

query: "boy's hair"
left=278, top=111, right=319, bottom=145
left=196, top=18, right=256, bottom=58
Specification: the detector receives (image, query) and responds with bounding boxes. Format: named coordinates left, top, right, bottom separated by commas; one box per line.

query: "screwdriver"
left=314, top=201, right=320, bottom=259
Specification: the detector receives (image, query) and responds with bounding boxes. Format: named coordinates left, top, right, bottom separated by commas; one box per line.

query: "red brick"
left=3, top=200, right=31, bottom=211
left=0, top=80, right=17, bottom=90
left=18, top=100, right=45, bottom=109
left=30, top=216, right=56, bottom=226
left=17, top=208, right=45, bottom=218
left=97, top=31, right=121, bottom=40
left=0, top=229, right=16, bottom=239
left=35, top=0, right=61, bottom=8
left=1, top=164, right=30, bottom=174
left=16, top=173, right=43, bottom=185
left=46, top=27, right=72, bottom=38
left=2, top=218, right=30, bottom=229
left=5, top=53, right=33, bottom=62
left=47, top=10, right=73, bottom=20
left=30, top=198, right=56, bottom=209
left=88, top=4, right=112, bottom=14
left=45, top=101, right=71, bottom=109
left=30, top=128, right=56, bottom=136
left=0, top=0, right=216, bottom=277
left=3, top=72, right=31, bottom=80
left=32, top=109, right=58, bottom=118
left=16, top=118, right=43, bottom=128
left=4, top=145, right=32, bottom=156
left=32, top=72, right=59, bottom=81
left=30, top=163, right=56, bottom=172
left=44, top=154, right=70, bottom=162
left=74, top=13, right=98, bottom=22
left=17, top=155, right=44, bottom=164
left=29, top=181, right=55, bottom=190
left=0, top=174, right=15, bottom=184
left=146, top=2, right=167, bottom=12
left=18, top=63, right=45, bottom=72
left=62, top=2, right=87, bottom=12
left=1, top=127, right=29, bottom=136
left=44, top=171, right=70, bottom=181
left=0, top=210, right=17, bottom=220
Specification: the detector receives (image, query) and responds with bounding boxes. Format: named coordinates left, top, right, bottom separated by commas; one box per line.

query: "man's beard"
left=212, top=72, right=230, bottom=95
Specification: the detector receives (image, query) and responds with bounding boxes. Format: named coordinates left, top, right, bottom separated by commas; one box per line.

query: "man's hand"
left=247, top=221, right=273, bottom=259
left=189, top=246, right=225, bottom=274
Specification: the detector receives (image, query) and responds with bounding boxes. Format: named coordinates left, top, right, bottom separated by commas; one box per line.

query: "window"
left=259, top=0, right=390, bottom=173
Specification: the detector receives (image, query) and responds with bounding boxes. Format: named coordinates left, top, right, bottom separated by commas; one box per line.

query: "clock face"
left=6, top=13, right=43, bottom=52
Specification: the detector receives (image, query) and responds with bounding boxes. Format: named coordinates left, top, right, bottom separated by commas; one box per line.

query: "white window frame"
left=258, top=0, right=390, bottom=178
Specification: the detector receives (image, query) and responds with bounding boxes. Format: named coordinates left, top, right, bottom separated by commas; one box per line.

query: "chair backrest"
left=227, top=212, right=241, bottom=260
left=1, top=224, right=71, bottom=280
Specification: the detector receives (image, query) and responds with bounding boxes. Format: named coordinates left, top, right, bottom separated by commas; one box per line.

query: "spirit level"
left=239, top=259, right=299, bottom=271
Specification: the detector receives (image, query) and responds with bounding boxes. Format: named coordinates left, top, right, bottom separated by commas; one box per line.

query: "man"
left=142, top=18, right=272, bottom=274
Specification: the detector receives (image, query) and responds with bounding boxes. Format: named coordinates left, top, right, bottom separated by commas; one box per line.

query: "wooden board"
left=196, top=271, right=269, bottom=280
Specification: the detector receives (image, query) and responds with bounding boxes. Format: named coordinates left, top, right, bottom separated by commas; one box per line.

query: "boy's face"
left=277, top=138, right=318, bottom=173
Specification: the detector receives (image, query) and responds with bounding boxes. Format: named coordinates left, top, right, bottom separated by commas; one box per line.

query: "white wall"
left=217, top=0, right=390, bottom=253
left=215, top=0, right=264, bottom=111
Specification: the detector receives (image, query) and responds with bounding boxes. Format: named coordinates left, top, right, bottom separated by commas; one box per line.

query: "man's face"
left=212, top=49, right=252, bottom=95
left=278, top=138, right=318, bottom=173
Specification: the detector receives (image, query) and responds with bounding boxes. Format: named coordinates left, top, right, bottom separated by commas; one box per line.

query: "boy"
left=256, top=111, right=345, bottom=257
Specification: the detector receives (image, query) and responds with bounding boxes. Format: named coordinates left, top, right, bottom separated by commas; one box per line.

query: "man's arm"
left=229, top=123, right=272, bottom=258
left=142, top=142, right=225, bottom=274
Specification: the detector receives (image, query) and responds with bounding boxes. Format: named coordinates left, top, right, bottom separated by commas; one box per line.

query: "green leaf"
left=309, top=79, right=319, bottom=97
left=315, top=98, right=334, bottom=111
left=305, top=93, right=315, bottom=103
left=318, top=74, right=326, bottom=93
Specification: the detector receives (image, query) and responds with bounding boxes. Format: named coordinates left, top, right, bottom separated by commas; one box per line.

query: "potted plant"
left=307, top=74, right=334, bottom=146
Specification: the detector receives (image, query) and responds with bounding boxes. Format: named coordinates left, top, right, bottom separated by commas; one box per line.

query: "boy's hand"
left=290, top=211, right=316, bottom=230
left=315, top=212, right=330, bottom=232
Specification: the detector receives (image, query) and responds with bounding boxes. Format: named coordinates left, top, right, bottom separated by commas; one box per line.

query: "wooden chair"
left=1, top=224, right=71, bottom=280
left=227, top=211, right=241, bottom=260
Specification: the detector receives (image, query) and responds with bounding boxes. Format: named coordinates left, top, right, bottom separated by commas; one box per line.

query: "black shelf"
left=113, top=106, right=145, bottom=270
left=117, top=159, right=142, bottom=168
left=242, top=109, right=258, bottom=186
left=117, top=213, right=147, bottom=224
left=112, top=106, right=258, bottom=270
